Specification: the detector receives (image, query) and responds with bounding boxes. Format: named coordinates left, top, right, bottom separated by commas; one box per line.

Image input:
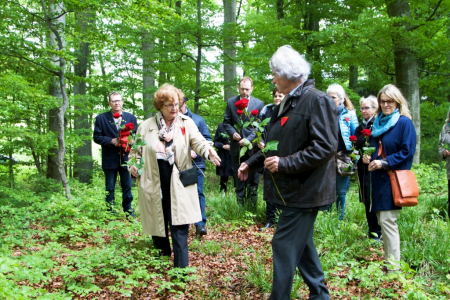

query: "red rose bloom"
left=237, top=109, right=244, bottom=115
left=124, top=123, right=135, bottom=131
left=235, top=98, right=249, bottom=110
left=345, top=117, right=350, bottom=122
left=120, top=130, right=131, bottom=137
left=349, top=135, right=357, bottom=142
left=251, top=109, right=258, bottom=116
left=113, top=113, right=121, bottom=118
left=361, top=129, right=372, bottom=137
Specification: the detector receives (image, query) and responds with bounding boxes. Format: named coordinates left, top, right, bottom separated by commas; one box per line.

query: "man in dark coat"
left=213, top=122, right=234, bottom=192
left=179, top=97, right=212, bottom=236
left=238, top=45, right=337, bottom=300
left=223, top=77, right=264, bottom=207
left=93, top=92, right=138, bottom=215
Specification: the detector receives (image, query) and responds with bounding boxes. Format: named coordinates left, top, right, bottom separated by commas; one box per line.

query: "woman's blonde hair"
left=376, top=84, right=412, bottom=120
left=153, top=83, right=185, bottom=111
left=344, top=93, right=355, bottom=111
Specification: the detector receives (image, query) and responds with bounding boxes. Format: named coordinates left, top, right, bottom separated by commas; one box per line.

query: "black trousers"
left=270, top=205, right=329, bottom=300
left=152, top=160, right=190, bottom=268
left=364, top=201, right=381, bottom=239
left=266, top=201, right=276, bottom=223
left=231, top=153, right=259, bottom=206
left=219, top=176, right=234, bottom=192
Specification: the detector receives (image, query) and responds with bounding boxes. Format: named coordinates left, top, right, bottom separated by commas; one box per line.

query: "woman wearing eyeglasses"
left=327, top=83, right=359, bottom=221
left=355, top=96, right=381, bottom=241
left=362, top=84, right=416, bottom=268
left=129, top=83, right=221, bottom=268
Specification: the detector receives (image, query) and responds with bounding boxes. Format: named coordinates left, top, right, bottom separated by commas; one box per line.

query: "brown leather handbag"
left=379, top=139, right=419, bottom=207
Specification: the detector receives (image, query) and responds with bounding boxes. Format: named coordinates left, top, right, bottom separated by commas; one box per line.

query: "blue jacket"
left=369, top=116, right=416, bottom=212
left=93, top=111, right=138, bottom=169
left=184, top=107, right=211, bottom=169
left=338, top=107, right=359, bottom=151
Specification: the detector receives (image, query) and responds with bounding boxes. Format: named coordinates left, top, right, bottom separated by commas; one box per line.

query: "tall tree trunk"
left=276, top=0, right=284, bottom=20
left=142, top=29, right=156, bottom=119
left=43, top=0, right=71, bottom=198
left=73, top=11, right=93, bottom=183
left=305, top=4, right=322, bottom=89
left=194, top=0, right=202, bottom=114
left=223, top=0, right=237, bottom=102
left=386, top=0, right=420, bottom=163
left=349, top=65, right=358, bottom=91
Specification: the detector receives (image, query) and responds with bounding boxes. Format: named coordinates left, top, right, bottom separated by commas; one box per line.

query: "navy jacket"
left=369, top=116, right=416, bottom=212
left=93, top=111, right=138, bottom=169
left=184, top=107, right=211, bottom=169
left=223, top=95, right=264, bottom=157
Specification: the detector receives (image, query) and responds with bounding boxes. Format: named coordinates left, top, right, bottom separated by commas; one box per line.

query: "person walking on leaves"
left=239, top=45, right=336, bottom=300
left=223, top=77, right=264, bottom=208
left=93, top=91, right=138, bottom=216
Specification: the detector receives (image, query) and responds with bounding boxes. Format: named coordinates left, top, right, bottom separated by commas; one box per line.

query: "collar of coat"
left=150, top=113, right=190, bottom=131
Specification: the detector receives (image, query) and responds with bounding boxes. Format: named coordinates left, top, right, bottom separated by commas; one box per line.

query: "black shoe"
left=259, top=221, right=274, bottom=231
left=196, top=225, right=207, bottom=236
left=125, top=209, right=136, bottom=218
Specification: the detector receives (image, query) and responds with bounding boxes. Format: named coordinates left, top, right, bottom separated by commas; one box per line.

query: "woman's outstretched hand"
left=209, top=148, right=221, bottom=166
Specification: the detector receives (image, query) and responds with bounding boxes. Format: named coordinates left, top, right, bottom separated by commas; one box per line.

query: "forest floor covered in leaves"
left=1, top=166, right=450, bottom=299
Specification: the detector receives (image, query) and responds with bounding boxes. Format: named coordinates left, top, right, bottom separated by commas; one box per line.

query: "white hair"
left=326, top=83, right=345, bottom=103
left=359, top=95, right=378, bottom=110
left=269, top=45, right=310, bottom=82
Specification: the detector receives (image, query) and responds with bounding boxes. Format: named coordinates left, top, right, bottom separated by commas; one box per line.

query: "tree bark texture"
left=142, top=29, right=156, bottom=120
left=73, top=11, right=94, bottom=183
left=305, top=3, right=323, bottom=89
left=194, top=0, right=202, bottom=114
left=44, top=0, right=71, bottom=198
left=386, top=0, right=420, bottom=163
left=223, top=0, right=237, bottom=102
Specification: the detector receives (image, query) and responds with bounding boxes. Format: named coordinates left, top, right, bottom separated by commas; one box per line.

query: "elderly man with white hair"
left=238, top=45, right=336, bottom=299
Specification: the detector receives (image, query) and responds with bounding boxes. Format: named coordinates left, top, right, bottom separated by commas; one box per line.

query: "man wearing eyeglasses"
left=93, top=92, right=138, bottom=216
left=179, top=97, right=212, bottom=237
left=224, top=77, right=264, bottom=208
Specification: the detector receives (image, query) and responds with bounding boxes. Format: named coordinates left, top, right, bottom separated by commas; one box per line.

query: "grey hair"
left=359, top=95, right=378, bottom=110
left=109, top=91, right=122, bottom=101
left=269, top=45, right=310, bottom=82
left=326, top=84, right=345, bottom=103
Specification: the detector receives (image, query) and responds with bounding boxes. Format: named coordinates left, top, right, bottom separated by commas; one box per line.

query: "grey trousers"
left=270, top=205, right=329, bottom=300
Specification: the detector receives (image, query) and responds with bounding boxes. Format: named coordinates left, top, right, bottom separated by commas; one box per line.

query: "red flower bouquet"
left=235, top=98, right=249, bottom=110
left=251, top=109, right=259, bottom=116
left=113, top=112, right=121, bottom=119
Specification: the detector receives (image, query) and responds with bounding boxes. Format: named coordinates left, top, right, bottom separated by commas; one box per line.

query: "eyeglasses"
left=380, top=100, right=395, bottom=106
left=360, top=106, right=374, bottom=111
left=110, top=100, right=123, bottom=104
left=163, top=103, right=180, bottom=109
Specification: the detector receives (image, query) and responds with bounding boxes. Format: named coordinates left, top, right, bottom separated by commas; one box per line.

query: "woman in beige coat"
left=129, top=84, right=220, bottom=268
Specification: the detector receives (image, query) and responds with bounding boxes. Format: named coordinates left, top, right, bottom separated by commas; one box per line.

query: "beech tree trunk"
left=223, top=0, right=237, bottom=102
left=386, top=0, right=420, bottom=163
left=142, top=29, right=156, bottom=119
left=194, top=0, right=202, bottom=114
left=43, top=0, right=71, bottom=198
left=73, top=11, right=93, bottom=183
left=305, top=3, right=322, bottom=89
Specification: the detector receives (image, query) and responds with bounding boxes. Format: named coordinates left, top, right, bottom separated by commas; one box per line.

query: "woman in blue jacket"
left=327, top=84, right=359, bottom=221
left=363, top=84, right=416, bottom=267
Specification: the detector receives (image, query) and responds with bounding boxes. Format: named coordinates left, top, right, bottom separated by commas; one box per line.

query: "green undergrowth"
left=0, top=163, right=449, bottom=299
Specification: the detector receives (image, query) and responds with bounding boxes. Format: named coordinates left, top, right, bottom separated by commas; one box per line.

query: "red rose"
left=120, top=130, right=131, bottom=137
left=361, top=129, right=372, bottom=137
left=345, top=117, right=350, bottom=122
left=251, top=109, right=258, bottom=116
left=349, top=135, right=357, bottom=142
left=237, top=109, right=244, bottom=115
left=124, top=123, right=135, bottom=131
left=235, top=98, right=249, bottom=110
left=113, top=113, right=121, bottom=118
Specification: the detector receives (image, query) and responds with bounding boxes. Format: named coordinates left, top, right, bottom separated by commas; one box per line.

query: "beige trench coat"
left=129, top=114, right=212, bottom=237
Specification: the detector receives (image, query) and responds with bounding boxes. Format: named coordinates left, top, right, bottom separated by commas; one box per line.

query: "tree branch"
left=419, top=68, right=450, bottom=76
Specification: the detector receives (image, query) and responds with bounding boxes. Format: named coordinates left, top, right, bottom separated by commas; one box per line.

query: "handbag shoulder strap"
left=378, top=138, right=385, bottom=158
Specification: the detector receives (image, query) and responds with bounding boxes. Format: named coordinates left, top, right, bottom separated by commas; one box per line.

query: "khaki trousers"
left=377, top=210, right=401, bottom=265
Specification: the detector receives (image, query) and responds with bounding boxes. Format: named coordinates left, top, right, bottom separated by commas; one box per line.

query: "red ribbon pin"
left=281, top=117, right=289, bottom=126
left=181, top=127, right=186, bottom=135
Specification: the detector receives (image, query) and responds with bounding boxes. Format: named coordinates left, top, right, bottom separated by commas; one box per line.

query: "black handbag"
left=174, top=162, right=198, bottom=187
